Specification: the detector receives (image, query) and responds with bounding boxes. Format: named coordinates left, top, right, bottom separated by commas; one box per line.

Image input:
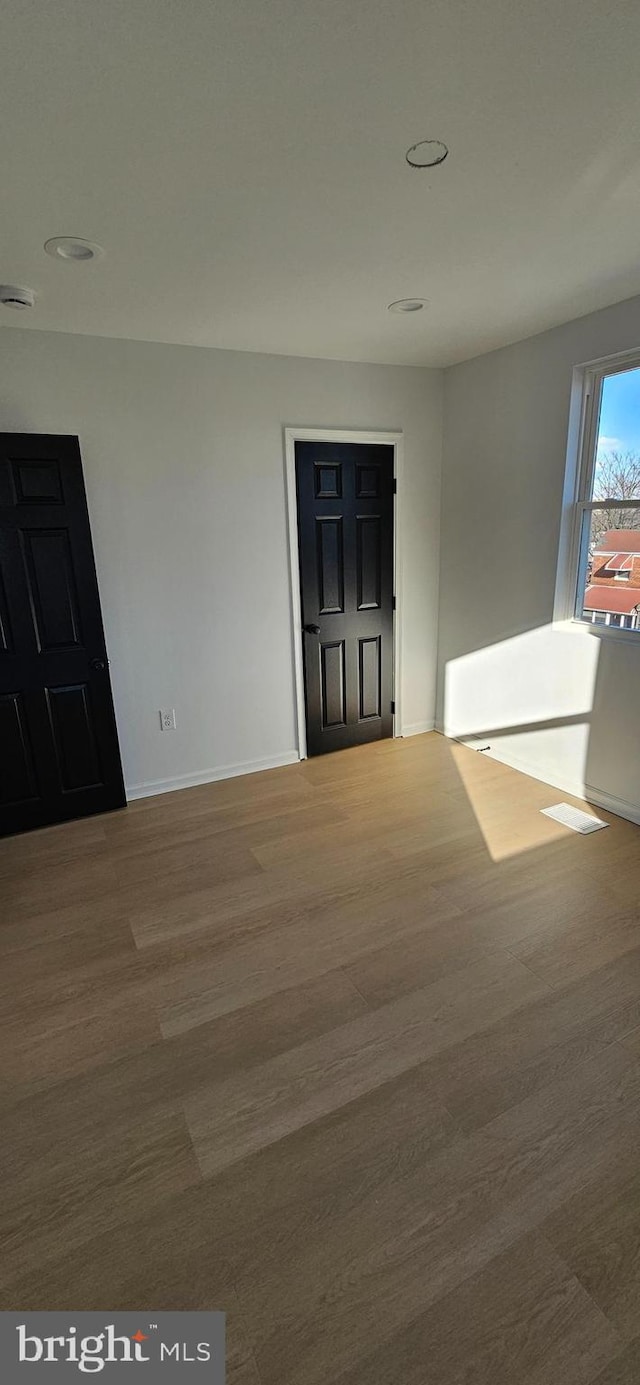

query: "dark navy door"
left=295, top=441, right=394, bottom=756
left=0, top=434, right=125, bottom=836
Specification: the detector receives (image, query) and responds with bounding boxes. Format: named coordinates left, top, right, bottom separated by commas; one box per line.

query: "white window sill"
left=553, top=617, right=640, bottom=647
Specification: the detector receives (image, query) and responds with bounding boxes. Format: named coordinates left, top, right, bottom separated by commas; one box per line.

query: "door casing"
left=284, top=427, right=403, bottom=760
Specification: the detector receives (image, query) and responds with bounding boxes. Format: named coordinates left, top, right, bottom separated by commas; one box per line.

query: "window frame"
left=555, top=349, right=640, bottom=643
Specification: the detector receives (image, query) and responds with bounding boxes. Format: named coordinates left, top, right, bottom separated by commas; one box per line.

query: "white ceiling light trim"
left=44, top=237, right=105, bottom=262
left=387, top=298, right=427, bottom=313
left=0, top=284, right=36, bottom=310
left=405, top=139, right=449, bottom=168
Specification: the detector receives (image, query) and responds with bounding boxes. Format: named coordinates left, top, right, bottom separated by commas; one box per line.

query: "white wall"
left=0, top=328, right=442, bottom=796
left=438, top=293, right=640, bottom=821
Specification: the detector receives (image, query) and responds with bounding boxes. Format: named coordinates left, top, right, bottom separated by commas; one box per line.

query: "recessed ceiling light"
left=405, top=140, right=449, bottom=169
left=44, top=237, right=104, bottom=262
left=388, top=298, right=427, bottom=313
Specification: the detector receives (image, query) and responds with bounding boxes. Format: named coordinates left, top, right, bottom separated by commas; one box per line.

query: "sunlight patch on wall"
left=442, top=624, right=601, bottom=861
left=443, top=624, right=598, bottom=788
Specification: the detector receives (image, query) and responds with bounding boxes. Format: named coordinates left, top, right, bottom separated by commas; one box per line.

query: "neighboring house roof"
left=593, top=551, right=634, bottom=572
left=584, top=585, right=640, bottom=614
left=598, top=529, right=640, bottom=553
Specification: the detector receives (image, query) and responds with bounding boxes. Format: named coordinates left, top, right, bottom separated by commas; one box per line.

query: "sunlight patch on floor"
left=448, top=740, right=601, bottom=862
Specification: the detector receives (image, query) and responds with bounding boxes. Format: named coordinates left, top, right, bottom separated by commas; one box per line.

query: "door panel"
left=357, top=515, right=381, bottom=609
left=21, top=528, right=83, bottom=650
left=314, top=462, right=342, bottom=498
left=47, top=684, right=104, bottom=791
left=359, top=636, right=381, bottom=720
left=296, top=441, right=394, bottom=756
left=0, top=692, right=39, bottom=804
left=0, top=572, right=13, bottom=652
left=0, top=434, right=125, bottom=836
left=12, top=458, right=64, bottom=505
left=355, top=462, right=382, bottom=498
left=317, top=517, right=344, bottom=613
left=321, top=641, right=347, bottom=729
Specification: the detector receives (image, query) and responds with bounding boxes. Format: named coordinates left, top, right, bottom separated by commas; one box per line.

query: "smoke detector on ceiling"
left=0, top=285, right=36, bottom=310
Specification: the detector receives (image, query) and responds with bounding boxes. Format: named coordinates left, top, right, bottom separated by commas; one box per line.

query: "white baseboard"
left=438, top=728, right=640, bottom=827
left=583, top=784, right=640, bottom=827
left=400, top=720, right=436, bottom=738
left=126, top=750, right=300, bottom=802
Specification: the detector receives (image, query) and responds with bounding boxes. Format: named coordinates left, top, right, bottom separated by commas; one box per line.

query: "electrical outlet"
left=159, top=708, right=176, bottom=731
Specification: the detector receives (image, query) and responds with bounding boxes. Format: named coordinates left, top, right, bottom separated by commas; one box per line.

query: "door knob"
left=90, top=657, right=106, bottom=670
left=303, top=623, right=321, bottom=635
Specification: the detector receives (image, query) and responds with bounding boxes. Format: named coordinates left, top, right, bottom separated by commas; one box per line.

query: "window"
left=568, top=357, right=640, bottom=636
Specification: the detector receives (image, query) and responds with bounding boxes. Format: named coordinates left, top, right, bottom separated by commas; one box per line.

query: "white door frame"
left=283, top=426, right=404, bottom=760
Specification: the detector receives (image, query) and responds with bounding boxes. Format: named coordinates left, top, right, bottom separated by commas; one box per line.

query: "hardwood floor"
left=1, top=731, right=640, bottom=1384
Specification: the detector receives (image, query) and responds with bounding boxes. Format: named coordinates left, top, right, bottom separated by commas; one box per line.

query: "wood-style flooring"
left=1, top=732, right=640, bottom=1384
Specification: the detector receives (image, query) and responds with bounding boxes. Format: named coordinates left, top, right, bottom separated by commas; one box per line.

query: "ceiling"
left=2, top=0, right=640, bottom=367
